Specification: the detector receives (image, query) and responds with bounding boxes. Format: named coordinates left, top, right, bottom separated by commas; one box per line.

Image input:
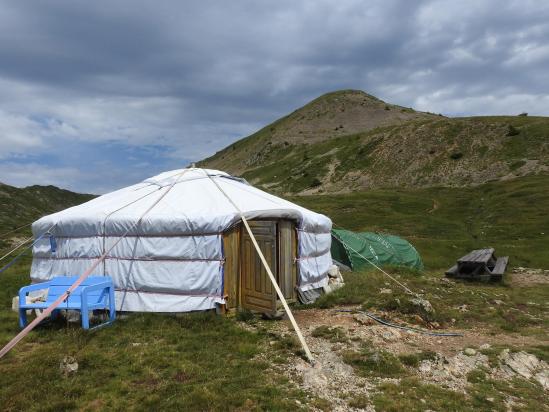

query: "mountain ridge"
left=198, top=90, right=548, bottom=194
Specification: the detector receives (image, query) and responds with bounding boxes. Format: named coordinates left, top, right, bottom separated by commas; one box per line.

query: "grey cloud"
left=0, top=0, right=547, bottom=191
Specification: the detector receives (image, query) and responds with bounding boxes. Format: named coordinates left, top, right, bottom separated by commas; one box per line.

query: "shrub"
left=450, top=152, right=463, bottom=160
left=507, top=125, right=520, bottom=136
left=310, top=178, right=322, bottom=188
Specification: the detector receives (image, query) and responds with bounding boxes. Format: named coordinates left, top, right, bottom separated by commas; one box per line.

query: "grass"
left=342, top=345, right=406, bottom=378
left=372, top=373, right=548, bottom=412
left=398, top=350, right=437, bottom=367
left=291, top=174, right=549, bottom=269
left=311, top=269, right=548, bottom=337
left=0, top=257, right=308, bottom=410
left=311, top=325, right=348, bottom=343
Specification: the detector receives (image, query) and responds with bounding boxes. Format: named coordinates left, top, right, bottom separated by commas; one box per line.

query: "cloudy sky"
left=0, top=0, right=548, bottom=193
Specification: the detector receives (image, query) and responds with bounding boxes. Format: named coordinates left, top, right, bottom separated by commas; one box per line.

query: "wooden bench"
left=19, top=276, right=116, bottom=330
left=490, top=256, right=509, bottom=280
left=446, top=248, right=508, bottom=281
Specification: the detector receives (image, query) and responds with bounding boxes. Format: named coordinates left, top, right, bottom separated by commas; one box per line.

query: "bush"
left=310, top=178, right=322, bottom=188
left=507, top=125, right=520, bottom=136
left=450, top=152, right=463, bottom=160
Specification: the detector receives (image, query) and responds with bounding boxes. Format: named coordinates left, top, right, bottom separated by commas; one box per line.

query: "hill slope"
left=198, top=90, right=548, bottom=194
left=0, top=183, right=93, bottom=245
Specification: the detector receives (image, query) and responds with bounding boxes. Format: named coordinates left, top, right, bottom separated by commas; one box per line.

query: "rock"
left=379, top=288, right=392, bottom=294
left=381, top=329, right=401, bottom=341
left=353, top=313, right=375, bottom=326
left=328, top=265, right=342, bottom=279
left=458, top=304, right=468, bottom=312
left=412, top=314, right=425, bottom=325
left=499, top=349, right=540, bottom=379
left=480, top=343, right=491, bottom=350
left=60, top=356, right=78, bottom=376
left=494, top=299, right=504, bottom=305
left=534, top=370, right=549, bottom=390
left=302, top=366, right=328, bottom=388
left=411, top=297, right=434, bottom=314
left=464, top=348, right=477, bottom=356
left=419, top=361, right=431, bottom=373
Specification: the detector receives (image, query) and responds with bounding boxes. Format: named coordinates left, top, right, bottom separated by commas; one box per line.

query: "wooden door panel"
left=240, top=221, right=277, bottom=314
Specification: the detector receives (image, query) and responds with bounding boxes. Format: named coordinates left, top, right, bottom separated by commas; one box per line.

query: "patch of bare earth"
left=510, top=267, right=549, bottom=286
left=247, top=306, right=548, bottom=410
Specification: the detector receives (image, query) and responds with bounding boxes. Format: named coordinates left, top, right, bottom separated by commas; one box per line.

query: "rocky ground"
left=242, top=268, right=549, bottom=411
left=248, top=306, right=548, bottom=411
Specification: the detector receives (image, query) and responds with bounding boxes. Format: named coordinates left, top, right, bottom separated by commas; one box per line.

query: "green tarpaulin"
left=331, top=229, right=423, bottom=271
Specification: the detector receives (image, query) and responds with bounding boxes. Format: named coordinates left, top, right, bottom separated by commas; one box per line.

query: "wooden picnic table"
left=446, top=248, right=508, bottom=281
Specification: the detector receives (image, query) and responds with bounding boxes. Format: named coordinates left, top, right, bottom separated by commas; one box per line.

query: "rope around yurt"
left=0, top=168, right=191, bottom=360
left=201, top=169, right=315, bottom=364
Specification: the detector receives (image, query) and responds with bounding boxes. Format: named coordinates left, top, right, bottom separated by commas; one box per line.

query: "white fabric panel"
left=114, top=291, right=223, bottom=312
left=32, top=237, right=53, bottom=258
left=105, top=235, right=222, bottom=259
left=105, top=259, right=223, bottom=296
left=298, top=231, right=331, bottom=257
left=31, top=257, right=104, bottom=282
left=297, top=251, right=333, bottom=291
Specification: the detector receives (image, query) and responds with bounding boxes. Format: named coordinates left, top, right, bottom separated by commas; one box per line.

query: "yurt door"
left=240, top=220, right=277, bottom=314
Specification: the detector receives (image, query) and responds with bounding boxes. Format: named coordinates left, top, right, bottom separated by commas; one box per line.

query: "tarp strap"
left=0, top=168, right=191, bottom=360
left=200, top=168, right=315, bottom=364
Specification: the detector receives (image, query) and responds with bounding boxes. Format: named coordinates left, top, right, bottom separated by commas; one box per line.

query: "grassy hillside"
left=199, top=90, right=548, bottom=195
left=290, top=174, right=549, bottom=269
left=0, top=183, right=93, bottom=249
left=198, top=89, right=439, bottom=176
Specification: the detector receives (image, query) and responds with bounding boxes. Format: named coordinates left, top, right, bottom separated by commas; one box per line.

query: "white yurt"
left=30, top=168, right=333, bottom=313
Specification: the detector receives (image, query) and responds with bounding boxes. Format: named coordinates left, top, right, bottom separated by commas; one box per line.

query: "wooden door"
left=240, top=220, right=277, bottom=314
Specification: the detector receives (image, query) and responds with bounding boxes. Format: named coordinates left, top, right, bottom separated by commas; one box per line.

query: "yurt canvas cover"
left=331, top=229, right=423, bottom=271
left=30, top=169, right=333, bottom=312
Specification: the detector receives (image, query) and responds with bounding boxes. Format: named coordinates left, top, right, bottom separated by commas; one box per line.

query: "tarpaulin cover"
left=331, top=229, right=423, bottom=271
left=31, top=169, right=332, bottom=312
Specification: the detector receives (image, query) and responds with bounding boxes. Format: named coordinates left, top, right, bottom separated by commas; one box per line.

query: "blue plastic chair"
left=19, top=276, right=116, bottom=330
